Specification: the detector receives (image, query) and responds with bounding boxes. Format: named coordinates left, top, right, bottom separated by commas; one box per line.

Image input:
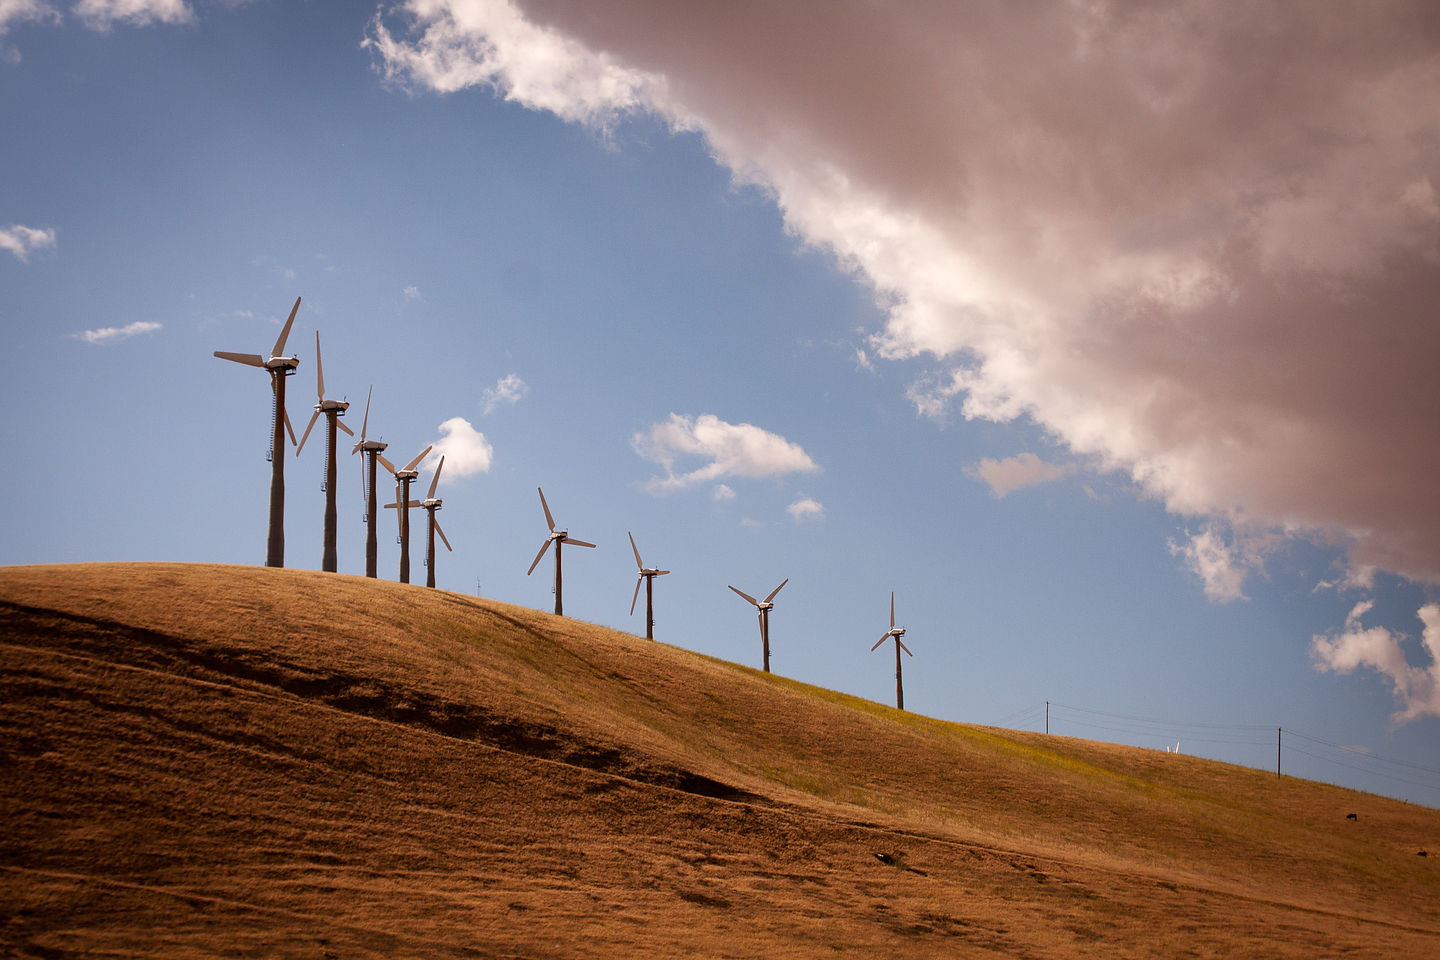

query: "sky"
left=3, top=0, right=1439, bottom=807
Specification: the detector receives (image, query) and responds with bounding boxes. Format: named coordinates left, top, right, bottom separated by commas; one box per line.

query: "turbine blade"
left=629, top=531, right=643, bottom=569
left=296, top=410, right=321, bottom=456
left=729, top=585, right=759, bottom=607
left=527, top=538, right=552, bottom=575
left=538, top=487, right=555, bottom=531
left=898, top=639, right=914, bottom=657
left=757, top=611, right=765, bottom=638
left=630, top=576, right=642, bottom=616
left=377, top=454, right=396, bottom=474
left=565, top=537, right=596, bottom=549
left=360, top=384, right=372, bottom=441
left=314, top=331, right=324, bottom=400
left=655, top=570, right=671, bottom=576
left=890, top=591, right=895, bottom=629
left=871, top=636, right=889, bottom=652
left=393, top=482, right=403, bottom=535
left=435, top=518, right=453, bottom=552
left=282, top=406, right=298, bottom=447
left=402, top=444, right=433, bottom=473
left=213, top=351, right=265, bottom=367
left=427, top=456, right=445, bottom=499
left=337, top=419, right=354, bottom=437
left=272, top=296, right=300, bottom=357
left=764, top=578, right=789, bottom=603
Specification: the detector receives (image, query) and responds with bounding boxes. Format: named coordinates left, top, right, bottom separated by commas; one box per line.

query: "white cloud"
left=74, top=0, right=192, bottom=30
left=632, top=412, right=818, bottom=493
left=1313, top=602, right=1440, bottom=724
left=712, top=483, right=735, bottom=501
left=0, top=0, right=58, bottom=37
left=402, top=284, right=423, bottom=301
left=969, top=453, right=1074, bottom=499
left=71, top=320, right=161, bottom=344
left=426, top=416, right=494, bottom=481
left=1169, top=527, right=1249, bottom=603
left=787, top=497, right=825, bottom=523
left=480, top=372, right=527, bottom=413
left=0, top=223, right=55, bottom=262
left=368, top=0, right=1440, bottom=612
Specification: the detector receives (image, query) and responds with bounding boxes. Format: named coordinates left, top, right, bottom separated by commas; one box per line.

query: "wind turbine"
left=294, top=332, right=352, bottom=573
left=419, top=456, right=452, bottom=589
left=871, top=591, right=914, bottom=710
left=382, top=444, right=433, bottom=584
left=628, top=532, right=670, bottom=640
left=213, top=296, right=301, bottom=568
left=728, top=578, right=788, bottom=673
left=349, top=386, right=393, bottom=579
left=526, top=487, right=594, bottom=616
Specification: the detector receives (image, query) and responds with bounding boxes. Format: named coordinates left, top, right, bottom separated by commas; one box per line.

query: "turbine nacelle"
left=315, top=398, right=350, bottom=413
left=264, top=355, right=300, bottom=371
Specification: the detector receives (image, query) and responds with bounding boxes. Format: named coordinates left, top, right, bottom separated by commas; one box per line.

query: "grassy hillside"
left=3, top=562, right=1438, bottom=958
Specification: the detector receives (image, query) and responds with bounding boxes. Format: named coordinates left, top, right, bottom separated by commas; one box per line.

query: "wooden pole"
left=425, top=508, right=437, bottom=588
left=895, top=639, right=904, bottom=711
left=364, top=452, right=379, bottom=578
left=645, top=575, right=654, bottom=640
left=1277, top=727, right=1282, bottom=778
left=1046, top=700, right=1050, bottom=735
left=554, top=540, right=564, bottom=616
left=398, top=477, right=412, bottom=584
left=762, top=608, right=771, bottom=673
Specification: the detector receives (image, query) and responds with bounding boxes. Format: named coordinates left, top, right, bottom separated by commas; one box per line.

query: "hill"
left=2, top=562, right=1438, bottom=958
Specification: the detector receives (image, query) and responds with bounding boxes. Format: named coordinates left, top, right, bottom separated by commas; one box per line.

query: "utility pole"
left=1046, top=701, right=1050, bottom=735
left=1277, top=727, right=1282, bottom=778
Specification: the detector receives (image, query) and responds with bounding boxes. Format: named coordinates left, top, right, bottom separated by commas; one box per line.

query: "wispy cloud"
left=73, top=0, right=193, bottom=30
left=712, top=483, right=735, bottom=502
left=0, top=0, right=59, bottom=39
left=632, top=413, right=818, bottom=493
left=480, top=373, right=527, bottom=413
left=1313, top=602, right=1440, bottom=724
left=402, top=284, right=423, bottom=301
left=1168, top=527, right=1249, bottom=604
left=71, top=320, right=161, bottom=345
left=426, top=416, right=494, bottom=481
left=968, top=453, right=1074, bottom=499
left=0, top=223, right=55, bottom=262
left=787, top=497, right=825, bottom=523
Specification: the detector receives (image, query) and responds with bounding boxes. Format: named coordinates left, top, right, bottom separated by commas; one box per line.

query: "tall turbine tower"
left=871, top=591, right=914, bottom=710
left=526, top=487, right=595, bottom=616
left=419, top=456, right=453, bottom=589
left=213, top=296, right=302, bottom=568
left=628, top=532, right=670, bottom=640
left=295, top=332, right=352, bottom=573
left=349, top=386, right=393, bottom=579
left=728, top=579, right=788, bottom=673
left=383, top=444, right=433, bottom=584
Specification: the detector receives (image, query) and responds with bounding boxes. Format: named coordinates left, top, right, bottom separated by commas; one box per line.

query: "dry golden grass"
left=3, top=561, right=1438, bottom=958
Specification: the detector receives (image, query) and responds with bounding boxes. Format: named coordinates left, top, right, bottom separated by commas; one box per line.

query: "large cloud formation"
left=369, top=4, right=1440, bottom=594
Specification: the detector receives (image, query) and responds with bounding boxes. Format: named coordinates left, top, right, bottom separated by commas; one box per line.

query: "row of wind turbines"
left=215, top=298, right=916, bottom=708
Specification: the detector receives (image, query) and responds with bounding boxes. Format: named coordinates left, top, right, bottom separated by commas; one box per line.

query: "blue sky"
left=3, top=1, right=1439, bottom=807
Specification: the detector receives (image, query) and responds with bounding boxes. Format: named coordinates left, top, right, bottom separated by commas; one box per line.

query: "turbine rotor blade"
left=402, top=444, right=433, bottom=473
left=890, top=591, right=895, bottom=629
left=630, top=576, right=642, bottom=616
left=871, top=636, right=889, bottom=652
left=435, top=518, right=453, bottom=552
left=377, top=454, right=396, bottom=474
left=272, top=296, right=300, bottom=357
left=314, top=331, right=324, bottom=400
left=427, top=456, right=445, bottom=499
left=565, top=537, right=596, bottom=549
left=360, top=385, right=372, bottom=441
left=757, top=611, right=765, bottom=638
left=729, top=585, right=759, bottom=607
left=213, top=351, right=265, bottom=367
left=628, top=531, right=643, bottom=569
left=337, top=419, right=354, bottom=437
left=282, top=406, right=298, bottom=447
left=538, top=487, right=556, bottom=531
left=764, top=578, right=790, bottom=603
left=527, top=538, right=552, bottom=575
left=296, top=410, right=321, bottom=455
left=898, top=639, right=914, bottom=657
left=655, top=570, right=670, bottom=576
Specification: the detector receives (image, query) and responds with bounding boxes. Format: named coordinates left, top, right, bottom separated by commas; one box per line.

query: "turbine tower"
left=213, top=296, right=302, bottom=568
left=295, top=332, right=352, bottom=573
left=526, top=487, right=595, bottom=616
left=871, top=591, right=914, bottom=710
left=728, top=578, right=788, bottom=673
left=628, top=532, right=670, bottom=640
left=383, top=444, right=433, bottom=584
left=419, top=456, right=453, bottom=589
left=349, top=386, right=393, bottom=579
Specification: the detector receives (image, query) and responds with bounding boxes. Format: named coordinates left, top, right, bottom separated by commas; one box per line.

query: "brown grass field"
left=2, top=562, right=1438, bottom=958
